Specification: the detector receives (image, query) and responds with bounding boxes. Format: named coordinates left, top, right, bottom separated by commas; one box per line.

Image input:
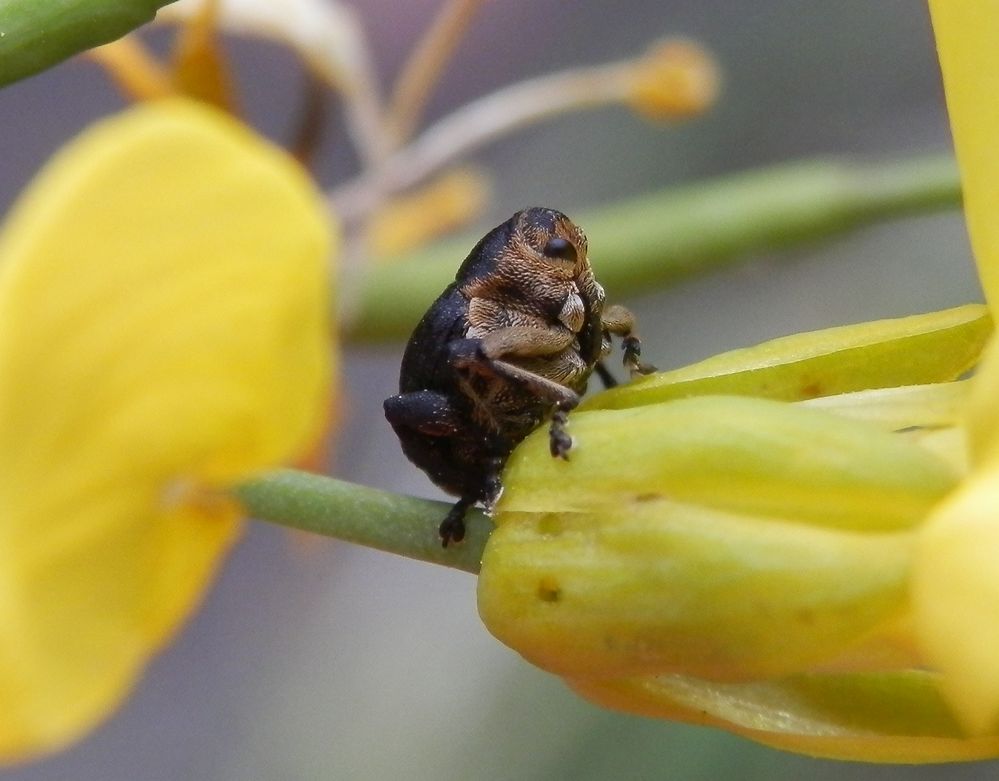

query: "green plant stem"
left=234, top=469, right=491, bottom=574
left=0, top=0, right=176, bottom=88
left=347, top=154, right=960, bottom=343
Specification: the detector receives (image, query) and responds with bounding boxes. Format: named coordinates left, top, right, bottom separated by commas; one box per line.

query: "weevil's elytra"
left=384, top=207, right=654, bottom=546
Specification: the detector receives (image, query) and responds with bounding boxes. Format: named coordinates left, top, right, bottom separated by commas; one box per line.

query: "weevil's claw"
left=439, top=517, right=464, bottom=548
left=439, top=497, right=473, bottom=547
left=549, top=408, right=573, bottom=459
left=622, top=335, right=657, bottom=376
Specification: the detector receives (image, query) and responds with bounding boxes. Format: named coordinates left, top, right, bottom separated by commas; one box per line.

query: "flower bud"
left=479, top=396, right=956, bottom=682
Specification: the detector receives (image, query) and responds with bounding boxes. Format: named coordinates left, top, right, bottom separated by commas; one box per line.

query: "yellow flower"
left=477, top=2, right=999, bottom=759
left=0, top=99, right=334, bottom=761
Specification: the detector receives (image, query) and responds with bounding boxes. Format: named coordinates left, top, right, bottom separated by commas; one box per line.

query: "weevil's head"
left=456, top=208, right=602, bottom=317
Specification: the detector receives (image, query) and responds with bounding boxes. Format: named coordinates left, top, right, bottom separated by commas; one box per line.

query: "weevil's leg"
left=475, top=325, right=576, bottom=361
left=449, top=330, right=581, bottom=408
left=450, top=328, right=582, bottom=457
left=383, top=390, right=461, bottom=436
left=488, top=358, right=581, bottom=406
left=549, top=398, right=576, bottom=459
left=601, top=304, right=657, bottom=376
left=594, top=361, right=618, bottom=389
left=621, top=337, right=655, bottom=376
left=601, top=304, right=637, bottom=336
left=440, top=495, right=475, bottom=548
left=482, top=455, right=505, bottom=508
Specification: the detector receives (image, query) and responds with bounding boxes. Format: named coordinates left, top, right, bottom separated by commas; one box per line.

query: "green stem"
left=347, top=154, right=960, bottom=342
left=0, top=0, right=176, bottom=88
left=234, top=469, right=491, bottom=574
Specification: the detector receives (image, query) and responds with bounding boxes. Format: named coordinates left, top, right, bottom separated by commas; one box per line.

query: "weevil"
left=384, top=207, right=654, bottom=547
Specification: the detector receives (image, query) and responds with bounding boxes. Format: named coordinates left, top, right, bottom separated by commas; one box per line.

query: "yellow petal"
left=500, top=396, right=957, bottom=531
left=0, top=99, right=333, bottom=760
left=929, top=1, right=999, bottom=308
left=583, top=304, right=991, bottom=411
left=913, top=467, right=999, bottom=735
left=918, top=5, right=999, bottom=734
left=967, top=338, right=999, bottom=465
left=800, top=382, right=971, bottom=473
left=800, top=381, right=969, bottom=431
left=570, top=671, right=999, bottom=763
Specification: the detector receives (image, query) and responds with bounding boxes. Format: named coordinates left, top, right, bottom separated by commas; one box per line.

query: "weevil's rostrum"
left=384, top=208, right=654, bottom=546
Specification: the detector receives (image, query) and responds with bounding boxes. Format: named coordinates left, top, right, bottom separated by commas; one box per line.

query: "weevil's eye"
left=542, top=237, right=578, bottom=264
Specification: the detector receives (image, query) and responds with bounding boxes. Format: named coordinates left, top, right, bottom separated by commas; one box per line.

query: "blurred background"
left=0, top=1, right=990, bottom=779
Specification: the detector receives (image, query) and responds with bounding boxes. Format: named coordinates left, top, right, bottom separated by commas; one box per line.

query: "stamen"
left=387, top=0, right=485, bottom=146
left=333, top=38, right=719, bottom=226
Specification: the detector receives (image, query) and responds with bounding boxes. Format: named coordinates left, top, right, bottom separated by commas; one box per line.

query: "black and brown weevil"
left=384, top=207, right=655, bottom=546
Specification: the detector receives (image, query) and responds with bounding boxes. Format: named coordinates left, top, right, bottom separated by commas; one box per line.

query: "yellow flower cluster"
left=476, top=1, right=999, bottom=761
